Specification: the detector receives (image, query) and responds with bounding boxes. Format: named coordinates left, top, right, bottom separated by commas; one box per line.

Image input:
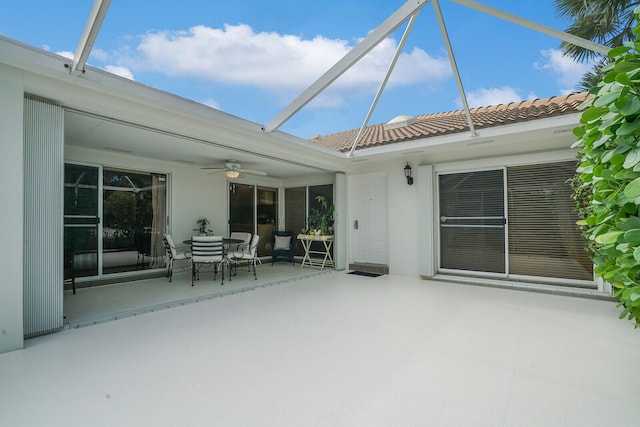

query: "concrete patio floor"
left=63, top=261, right=325, bottom=327
left=1, top=272, right=639, bottom=426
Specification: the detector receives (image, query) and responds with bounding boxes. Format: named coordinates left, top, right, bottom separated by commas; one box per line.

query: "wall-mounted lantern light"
left=404, top=163, right=413, bottom=185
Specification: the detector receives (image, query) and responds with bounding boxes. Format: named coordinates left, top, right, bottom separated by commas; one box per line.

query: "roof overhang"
left=1, top=35, right=346, bottom=179
left=0, top=9, right=587, bottom=178
left=345, top=113, right=581, bottom=165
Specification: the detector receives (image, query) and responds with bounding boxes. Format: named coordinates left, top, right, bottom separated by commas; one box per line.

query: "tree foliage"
left=556, top=0, right=640, bottom=88
left=572, top=7, right=640, bottom=326
left=556, top=0, right=639, bottom=61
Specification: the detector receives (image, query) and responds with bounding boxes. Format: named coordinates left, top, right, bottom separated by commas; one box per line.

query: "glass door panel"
left=507, top=162, right=593, bottom=281
left=64, top=164, right=99, bottom=278
left=439, top=169, right=506, bottom=274
left=229, top=183, right=255, bottom=235
left=285, top=187, right=306, bottom=256
left=257, top=187, right=277, bottom=257
left=102, top=168, right=167, bottom=274
left=308, top=184, right=334, bottom=257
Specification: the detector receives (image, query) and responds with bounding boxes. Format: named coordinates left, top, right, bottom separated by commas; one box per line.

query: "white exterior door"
left=350, top=173, right=388, bottom=265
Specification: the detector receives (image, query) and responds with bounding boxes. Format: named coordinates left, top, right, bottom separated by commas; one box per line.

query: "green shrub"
left=573, top=6, right=640, bottom=327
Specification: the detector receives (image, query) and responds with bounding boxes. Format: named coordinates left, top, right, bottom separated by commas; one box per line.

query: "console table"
left=297, top=234, right=334, bottom=270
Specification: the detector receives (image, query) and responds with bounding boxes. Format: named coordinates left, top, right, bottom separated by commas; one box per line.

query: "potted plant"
left=195, top=218, right=213, bottom=236
left=306, top=210, right=322, bottom=235
left=307, top=195, right=334, bottom=236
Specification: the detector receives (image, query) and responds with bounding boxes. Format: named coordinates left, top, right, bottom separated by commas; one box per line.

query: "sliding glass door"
left=228, top=183, right=279, bottom=257
left=438, top=169, right=506, bottom=274
left=64, top=164, right=100, bottom=278
left=507, top=162, right=592, bottom=281
left=102, top=168, right=167, bottom=274
left=64, top=163, right=167, bottom=279
left=437, top=162, right=593, bottom=284
left=229, top=183, right=255, bottom=235
left=284, top=185, right=334, bottom=257
left=257, top=187, right=278, bottom=256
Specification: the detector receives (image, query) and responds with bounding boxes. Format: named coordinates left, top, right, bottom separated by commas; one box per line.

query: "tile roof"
left=310, top=92, right=591, bottom=152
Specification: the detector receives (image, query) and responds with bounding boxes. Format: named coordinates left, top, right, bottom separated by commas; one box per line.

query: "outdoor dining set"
left=163, top=232, right=260, bottom=286
left=163, top=229, right=335, bottom=287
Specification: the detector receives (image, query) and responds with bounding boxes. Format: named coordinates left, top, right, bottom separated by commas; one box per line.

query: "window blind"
left=439, top=169, right=505, bottom=273
left=507, top=162, right=593, bottom=281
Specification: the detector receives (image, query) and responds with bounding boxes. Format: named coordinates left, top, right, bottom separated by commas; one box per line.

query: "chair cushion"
left=274, top=235, right=291, bottom=250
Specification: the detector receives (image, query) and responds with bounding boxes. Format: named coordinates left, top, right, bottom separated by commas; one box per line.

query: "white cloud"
left=333, top=39, right=452, bottom=92
left=534, top=48, right=593, bottom=91
left=103, top=65, right=135, bottom=80
left=91, top=48, right=110, bottom=62
left=201, top=98, right=220, bottom=109
left=307, top=93, right=347, bottom=109
left=121, top=24, right=451, bottom=97
left=50, top=48, right=133, bottom=80
left=55, top=50, right=74, bottom=60
left=457, top=87, right=534, bottom=109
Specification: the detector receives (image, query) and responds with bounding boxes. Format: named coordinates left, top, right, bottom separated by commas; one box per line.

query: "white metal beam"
left=264, top=0, right=431, bottom=133
left=433, top=0, right=476, bottom=136
left=449, top=0, right=609, bottom=56
left=347, top=13, right=420, bottom=157
left=72, top=0, right=111, bottom=74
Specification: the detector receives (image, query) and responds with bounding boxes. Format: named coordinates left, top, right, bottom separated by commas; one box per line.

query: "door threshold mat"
left=348, top=271, right=382, bottom=278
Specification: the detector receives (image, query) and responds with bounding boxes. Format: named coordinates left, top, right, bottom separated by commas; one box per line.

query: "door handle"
left=354, top=220, right=358, bottom=230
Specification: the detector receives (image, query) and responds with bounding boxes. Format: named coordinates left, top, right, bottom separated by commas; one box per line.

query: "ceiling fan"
left=201, top=161, right=267, bottom=178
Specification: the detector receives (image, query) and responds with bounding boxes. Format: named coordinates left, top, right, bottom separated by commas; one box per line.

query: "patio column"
left=23, top=97, right=64, bottom=338
left=334, top=172, right=347, bottom=270
left=0, top=65, right=25, bottom=354
left=418, top=165, right=434, bottom=277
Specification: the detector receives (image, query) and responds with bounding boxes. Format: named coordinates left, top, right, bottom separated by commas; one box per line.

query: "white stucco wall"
left=346, top=148, right=580, bottom=279
left=388, top=162, right=420, bottom=276
left=346, top=159, right=421, bottom=277
left=0, top=65, right=24, bottom=353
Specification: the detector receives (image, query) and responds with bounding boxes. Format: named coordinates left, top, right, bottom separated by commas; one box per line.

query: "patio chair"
left=272, top=230, right=295, bottom=265
left=231, top=234, right=261, bottom=280
left=191, top=235, right=225, bottom=286
left=229, top=231, right=251, bottom=251
left=228, top=231, right=252, bottom=252
left=227, top=232, right=251, bottom=275
left=163, top=234, right=191, bottom=282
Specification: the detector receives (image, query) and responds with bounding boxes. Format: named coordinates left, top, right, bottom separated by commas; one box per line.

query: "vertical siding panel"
left=23, top=97, right=64, bottom=337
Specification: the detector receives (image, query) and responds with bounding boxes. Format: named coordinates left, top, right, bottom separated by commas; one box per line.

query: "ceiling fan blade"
left=200, top=162, right=266, bottom=176
left=203, top=170, right=225, bottom=176
left=239, top=168, right=267, bottom=176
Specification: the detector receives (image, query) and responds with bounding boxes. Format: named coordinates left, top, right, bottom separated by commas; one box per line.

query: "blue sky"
left=0, top=0, right=594, bottom=138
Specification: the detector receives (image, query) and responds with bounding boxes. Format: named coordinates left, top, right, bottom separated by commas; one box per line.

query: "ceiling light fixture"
left=225, top=170, right=240, bottom=179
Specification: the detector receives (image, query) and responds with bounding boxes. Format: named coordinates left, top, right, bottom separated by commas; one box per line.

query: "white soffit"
left=349, top=113, right=583, bottom=160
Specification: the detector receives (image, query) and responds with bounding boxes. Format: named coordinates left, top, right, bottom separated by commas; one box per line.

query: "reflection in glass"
left=64, top=164, right=99, bottom=278
left=229, top=183, right=255, bottom=236
left=102, top=168, right=166, bottom=274
left=285, top=187, right=306, bottom=256
left=439, top=170, right=506, bottom=274
left=257, top=187, right=277, bottom=256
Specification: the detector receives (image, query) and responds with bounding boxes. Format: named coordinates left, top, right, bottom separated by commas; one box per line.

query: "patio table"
left=183, top=238, right=244, bottom=276
left=297, top=234, right=334, bottom=270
